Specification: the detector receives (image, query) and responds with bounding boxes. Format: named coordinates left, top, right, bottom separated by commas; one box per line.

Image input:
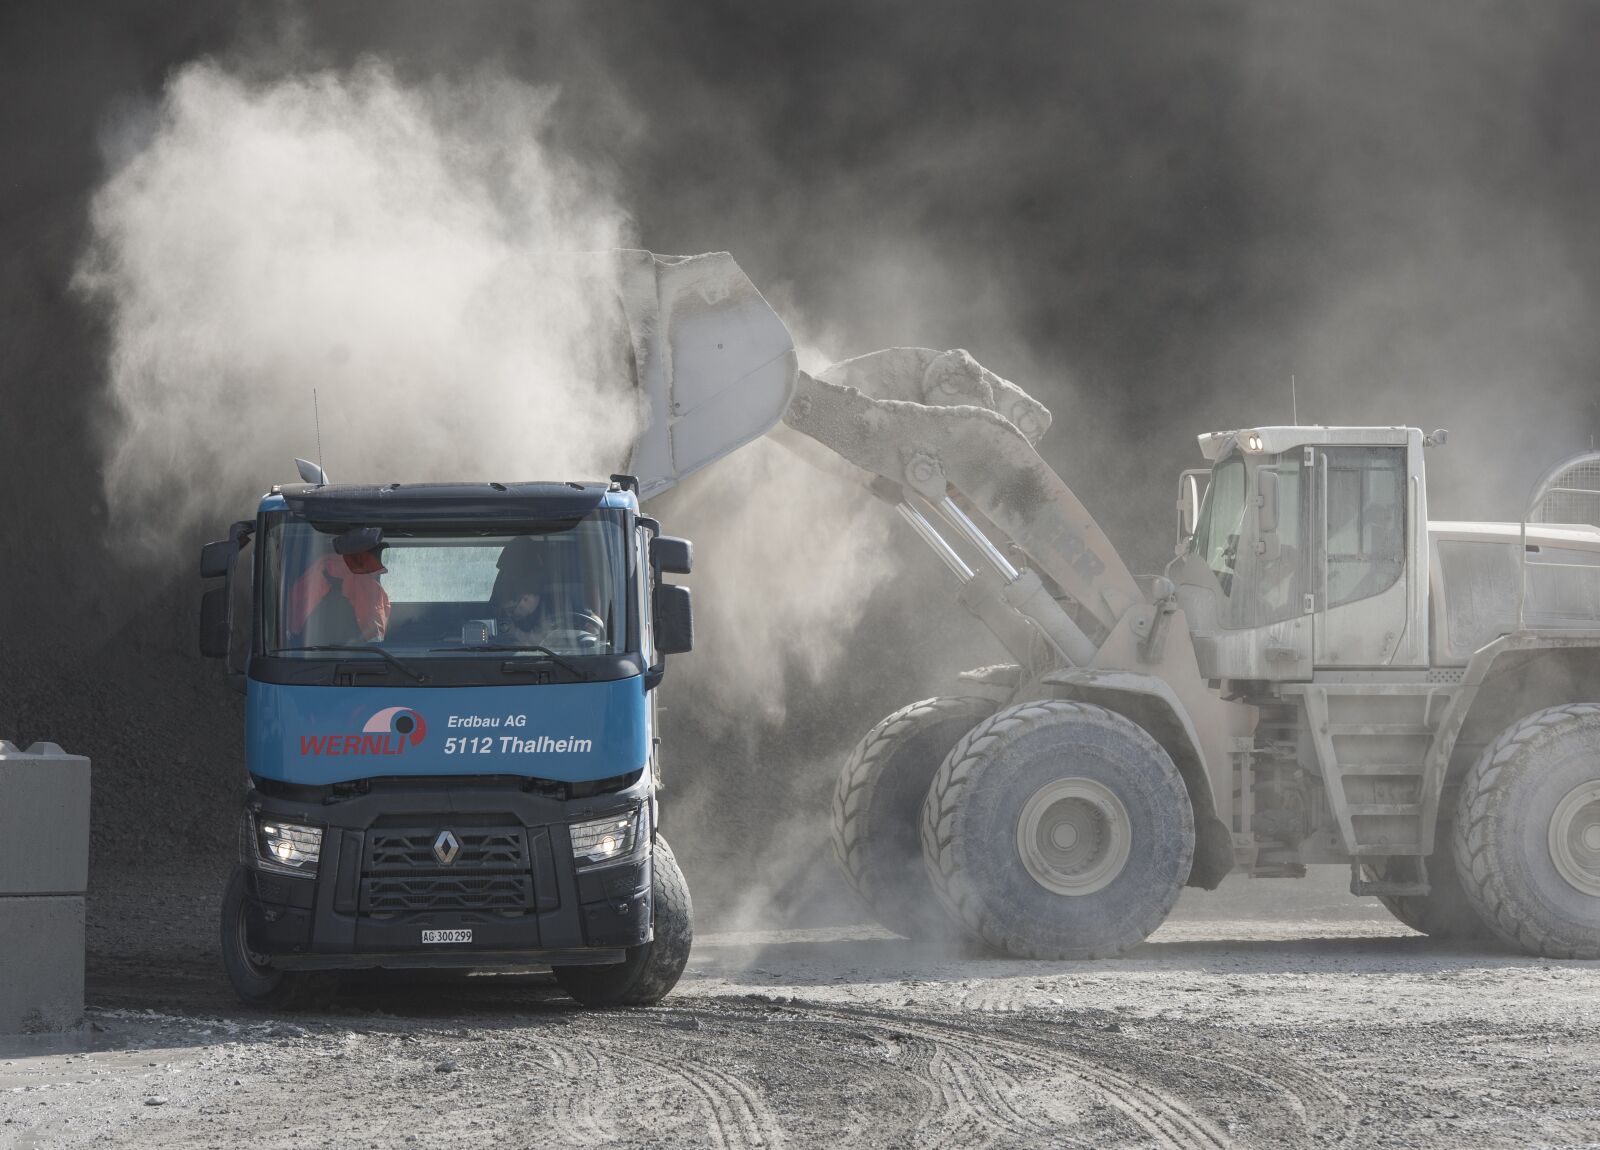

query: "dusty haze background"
left=4, top=0, right=1600, bottom=924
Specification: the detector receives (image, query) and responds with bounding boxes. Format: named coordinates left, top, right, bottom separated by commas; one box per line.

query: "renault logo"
left=432, top=830, right=461, bottom=865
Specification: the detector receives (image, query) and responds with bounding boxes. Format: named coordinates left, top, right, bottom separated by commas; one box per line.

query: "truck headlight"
left=570, top=810, right=640, bottom=869
left=256, top=820, right=322, bottom=873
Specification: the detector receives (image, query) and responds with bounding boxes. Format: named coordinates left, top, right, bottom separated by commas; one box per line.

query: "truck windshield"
left=261, top=513, right=630, bottom=659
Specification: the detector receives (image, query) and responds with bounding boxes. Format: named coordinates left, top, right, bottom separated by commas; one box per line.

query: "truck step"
left=1333, top=763, right=1426, bottom=776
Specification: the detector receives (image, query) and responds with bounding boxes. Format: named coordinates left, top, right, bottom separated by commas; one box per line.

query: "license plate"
left=421, top=929, right=472, bottom=944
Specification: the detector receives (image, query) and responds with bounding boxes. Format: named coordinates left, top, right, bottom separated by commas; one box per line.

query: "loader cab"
left=1174, top=427, right=1429, bottom=680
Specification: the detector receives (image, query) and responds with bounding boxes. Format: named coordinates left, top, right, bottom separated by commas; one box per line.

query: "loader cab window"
left=1189, top=448, right=1309, bottom=629
left=1323, top=447, right=1406, bottom=607
left=1252, top=451, right=1307, bottom=625
left=1193, top=454, right=1247, bottom=598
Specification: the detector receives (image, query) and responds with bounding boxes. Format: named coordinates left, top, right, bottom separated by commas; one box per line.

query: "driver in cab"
left=492, top=538, right=604, bottom=651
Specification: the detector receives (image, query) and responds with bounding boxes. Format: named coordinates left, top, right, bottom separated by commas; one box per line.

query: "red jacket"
left=286, top=553, right=391, bottom=642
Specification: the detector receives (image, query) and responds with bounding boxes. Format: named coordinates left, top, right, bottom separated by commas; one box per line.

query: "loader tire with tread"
left=921, top=700, right=1193, bottom=959
left=1453, top=704, right=1600, bottom=960
left=553, top=838, right=693, bottom=1008
left=831, top=696, right=997, bottom=939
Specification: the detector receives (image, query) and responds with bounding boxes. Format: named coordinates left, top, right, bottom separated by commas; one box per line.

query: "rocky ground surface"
left=3, top=868, right=1598, bottom=1148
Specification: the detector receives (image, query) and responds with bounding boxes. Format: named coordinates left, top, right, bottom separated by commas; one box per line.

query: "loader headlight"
left=256, top=820, right=323, bottom=873
left=569, top=810, right=640, bottom=869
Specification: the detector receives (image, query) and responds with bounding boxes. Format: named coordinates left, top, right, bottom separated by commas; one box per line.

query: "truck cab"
left=199, top=474, right=696, bottom=1008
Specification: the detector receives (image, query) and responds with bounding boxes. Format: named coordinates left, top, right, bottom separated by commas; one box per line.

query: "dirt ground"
left=3, top=868, right=1598, bottom=1149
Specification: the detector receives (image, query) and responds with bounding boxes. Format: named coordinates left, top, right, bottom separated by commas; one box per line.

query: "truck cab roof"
left=257, top=480, right=640, bottom=525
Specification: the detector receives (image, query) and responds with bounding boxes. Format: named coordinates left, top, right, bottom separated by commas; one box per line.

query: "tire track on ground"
left=523, top=1032, right=616, bottom=1147
left=807, top=1004, right=1226, bottom=1149
left=601, top=1024, right=787, bottom=1149
left=910, top=1029, right=1081, bottom=1148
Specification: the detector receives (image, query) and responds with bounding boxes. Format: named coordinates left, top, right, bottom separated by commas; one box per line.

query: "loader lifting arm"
left=784, top=355, right=1146, bottom=666
left=619, top=250, right=1165, bottom=671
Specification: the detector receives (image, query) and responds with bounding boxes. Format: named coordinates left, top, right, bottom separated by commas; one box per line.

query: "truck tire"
left=1364, top=836, right=1493, bottom=941
left=553, top=838, right=693, bottom=1008
left=831, top=696, right=997, bottom=939
left=220, top=866, right=329, bottom=1009
left=921, top=700, right=1193, bottom=959
left=1453, top=704, right=1600, bottom=959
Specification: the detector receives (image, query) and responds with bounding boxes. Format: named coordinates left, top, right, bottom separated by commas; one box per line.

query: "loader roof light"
left=1246, top=434, right=1264, bottom=453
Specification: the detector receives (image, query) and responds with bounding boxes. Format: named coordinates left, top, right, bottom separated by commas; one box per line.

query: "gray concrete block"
left=0, top=741, right=90, bottom=895
left=0, top=895, right=84, bottom=1033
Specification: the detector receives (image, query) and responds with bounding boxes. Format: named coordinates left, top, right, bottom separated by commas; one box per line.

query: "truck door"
left=1310, top=444, right=1426, bottom=667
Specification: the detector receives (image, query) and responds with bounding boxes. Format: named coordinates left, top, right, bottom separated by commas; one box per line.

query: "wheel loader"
left=618, top=252, right=1600, bottom=962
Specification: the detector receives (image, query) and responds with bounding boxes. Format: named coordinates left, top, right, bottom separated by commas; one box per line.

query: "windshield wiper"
left=429, top=644, right=586, bottom=678
left=277, top=645, right=429, bottom=684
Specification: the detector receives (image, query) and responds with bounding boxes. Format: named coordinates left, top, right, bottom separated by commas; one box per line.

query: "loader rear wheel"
left=1454, top=704, right=1600, bottom=959
left=553, top=838, right=693, bottom=1008
left=831, top=696, right=997, bottom=939
left=921, top=700, right=1193, bottom=959
left=1364, top=836, right=1493, bottom=941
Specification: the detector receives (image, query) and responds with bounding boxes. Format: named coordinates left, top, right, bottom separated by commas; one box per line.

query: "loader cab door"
left=1176, top=448, right=1315, bottom=680
left=1309, top=439, right=1428, bottom=667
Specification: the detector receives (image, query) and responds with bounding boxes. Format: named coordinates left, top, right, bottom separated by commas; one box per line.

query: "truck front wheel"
left=553, top=837, right=693, bottom=1008
left=220, top=866, right=327, bottom=1009
left=1454, top=704, right=1600, bottom=959
left=921, top=700, right=1193, bottom=959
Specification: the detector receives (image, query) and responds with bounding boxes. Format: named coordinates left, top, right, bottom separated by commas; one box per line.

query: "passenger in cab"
left=287, top=542, right=391, bottom=644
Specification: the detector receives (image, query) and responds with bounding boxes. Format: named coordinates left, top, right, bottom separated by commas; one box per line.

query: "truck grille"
left=365, top=873, right=534, bottom=913
left=367, top=829, right=527, bottom=871
left=361, top=826, right=534, bottom=914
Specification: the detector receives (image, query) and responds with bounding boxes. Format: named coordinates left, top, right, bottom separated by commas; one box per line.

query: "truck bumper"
left=239, top=779, right=653, bottom=971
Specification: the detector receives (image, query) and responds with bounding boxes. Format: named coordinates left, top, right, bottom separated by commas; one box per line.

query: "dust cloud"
left=75, top=59, right=640, bottom=554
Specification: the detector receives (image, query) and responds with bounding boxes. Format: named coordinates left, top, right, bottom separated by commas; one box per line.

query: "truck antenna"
left=1291, top=373, right=1299, bottom=426
left=314, top=388, right=326, bottom=480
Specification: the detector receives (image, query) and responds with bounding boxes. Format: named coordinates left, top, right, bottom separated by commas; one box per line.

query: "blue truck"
left=195, top=252, right=800, bottom=1007
left=198, top=474, right=698, bottom=1007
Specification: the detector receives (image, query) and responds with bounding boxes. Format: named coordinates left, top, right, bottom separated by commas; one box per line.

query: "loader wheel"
left=553, top=838, right=693, bottom=1008
left=220, top=867, right=331, bottom=1010
left=1364, top=835, right=1493, bottom=941
left=921, top=700, right=1193, bottom=959
left=831, top=696, right=997, bottom=939
left=1454, top=704, right=1600, bottom=959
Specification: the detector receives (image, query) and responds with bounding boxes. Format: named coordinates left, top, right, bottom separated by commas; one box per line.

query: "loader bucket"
left=613, top=250, right=798, bottom=499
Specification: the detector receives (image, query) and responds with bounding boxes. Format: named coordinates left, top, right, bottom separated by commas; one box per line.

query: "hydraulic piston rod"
left=897, top=502, right=975, bottom=582
left=929, top=495, right=1099, bottom=667
left=936, top=497, right=1020, bottom=581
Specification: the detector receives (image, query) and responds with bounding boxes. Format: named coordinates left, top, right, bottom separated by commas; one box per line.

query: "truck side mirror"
left=651, top=536, right=693, bottom=576
left=200, top=539, right=234, bottom=579
left=198, top=521, right=253, bottom=680
left=654, top=584, right=694, bottom=655
left=199, top=586, right=230, bottom=658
